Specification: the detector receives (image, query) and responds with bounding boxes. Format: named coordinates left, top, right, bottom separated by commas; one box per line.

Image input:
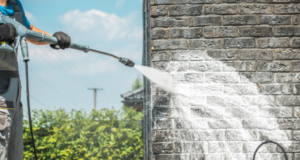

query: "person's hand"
left=50, top=31, right=71, bottom=50
left=0, top=23, right=17, bottom=44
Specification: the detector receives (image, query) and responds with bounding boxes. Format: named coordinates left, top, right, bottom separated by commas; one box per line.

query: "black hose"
left=253, top=140, right=288, bottom=160
left=25, top=61, right=38, bottom=160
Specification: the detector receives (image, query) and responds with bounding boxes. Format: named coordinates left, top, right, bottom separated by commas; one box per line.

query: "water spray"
left=0, top=14, right=136, bottom=160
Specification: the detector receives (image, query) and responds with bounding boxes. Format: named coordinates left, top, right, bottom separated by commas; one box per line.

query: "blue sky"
left=18, top=0, right=143, bottom=111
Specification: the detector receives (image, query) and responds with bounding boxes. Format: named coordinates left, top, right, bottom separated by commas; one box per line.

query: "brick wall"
left=143, top=0, right=300, bottom=159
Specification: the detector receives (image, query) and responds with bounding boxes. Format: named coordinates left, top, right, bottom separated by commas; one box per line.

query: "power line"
left=58, top=53, right=115, bottom=108
left=28, top=68, right=82, bottom=108
left=21, top=89, right=51, bottom=110
left=38, top=53, right=87, bottom=88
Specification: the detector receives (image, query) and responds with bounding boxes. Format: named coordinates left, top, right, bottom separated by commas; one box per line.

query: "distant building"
left=121, top=87, right=143, bottom=112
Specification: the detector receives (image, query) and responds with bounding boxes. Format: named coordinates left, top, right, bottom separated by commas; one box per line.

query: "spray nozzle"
left=119, top=57, right=135, bottom=67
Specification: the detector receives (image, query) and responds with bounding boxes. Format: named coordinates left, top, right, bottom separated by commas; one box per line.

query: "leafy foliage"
left=131, top=76, right=143, bottom=91
left=23, top=107, right=143, bottom=160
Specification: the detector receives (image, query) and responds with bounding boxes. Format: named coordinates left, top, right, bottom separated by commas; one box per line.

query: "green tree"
left=131, top=75, right=143, bottom=90
left=23, top=107, right=143, bottom=160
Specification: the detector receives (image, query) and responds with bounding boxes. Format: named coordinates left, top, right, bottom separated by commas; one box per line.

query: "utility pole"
left=88, top=88, right=103, bottom=110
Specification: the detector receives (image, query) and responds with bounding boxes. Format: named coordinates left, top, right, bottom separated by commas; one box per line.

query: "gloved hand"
left=0, top=23, right=17, bottom=44
left=50, top=31, right=71, bottom=50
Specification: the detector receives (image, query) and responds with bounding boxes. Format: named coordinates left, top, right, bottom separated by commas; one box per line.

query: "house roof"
left=121, top=87, right=144, bottom=107
left=121, top=87, right=144, bottom=100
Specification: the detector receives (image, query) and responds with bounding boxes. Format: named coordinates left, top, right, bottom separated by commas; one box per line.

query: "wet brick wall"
left=144, top=0, right=300, bottom=159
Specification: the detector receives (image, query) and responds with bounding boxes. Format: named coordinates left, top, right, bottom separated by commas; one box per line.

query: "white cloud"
left=115, top=0, right=125, bottom=7
left=25, top=11, right=36, bottom=22
left=59, top=9, right=142, bottom=41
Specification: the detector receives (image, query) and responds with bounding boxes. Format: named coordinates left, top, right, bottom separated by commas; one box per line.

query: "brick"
left=224, top=38, right=255, bottom=49
left=154, top=0, right=187, bottom=4
left=292, top=61, right=300, bottom=71
left=205, top=73, right=239, bottom=83
left=190, top=61, right=222, bottom=72
left=292, top=38, right=300, bottom=48
left=169, top=5, right=202, bottom=16
left=151, top=28, right=169, bottom=39
left=175, top=142, right=207, bottom=153
left=274, top=27, right=300, bottom=37
left=258, top=154, right=293, bottom=160
left=171, top=50, right=206, bottom=61
left=223, top=61, right=256, bottom=71
left=223, top=16, right=257, bottom=25
left=152, top=95, right=171, bottom=106
left=223, top=0, right=254, bottom=2
left=154, top=107, right=171, bottom=118
left=208, top=142, right=243, bottom=153
left=276, top=73, right=300, bottom=83
left=243, top=142, right=277, bottom=153
left=189, top=16, right=221, bottom=27
left=207, top=50, right=238, bottom=60
left=277, top=96, right=300, bottom=106
left=260, top=108, right=293, bottom=118
left=273, top=0, right=291, bottom=2
left=152, top=143, right=174, bottom=154
left=257, top=50, right=275, bottom=59
left=257, top=0, right=272, bottom=2
left=169, top=28, right=202, bottom=39
left=294, top=85, right=300, bottom=94
left=240, top=72, right=273, bottom=83
left=292, top=15, right=300, bottom=25
left=225, top=154, right=252, bottom=160
left=152, top=130, right=174, bottom=142
left=256, top=38, right=290, bottom=48
left=296, top=153, right=300, bottom=160
left=224, top=84, right=258, bottom=95
left=239, top=4, right=272, bottom=14
left=151, top=18, right=155, bottom=28
left=239, top=27, right=272, bottom=37
left=154, top=154, right=175, bottom=160
left=204, top=5, right=238, bottom=15
left=204, top=27, right=238, bottom=38
left=258, top=84, right=292, bottom=95
left=155, top=17, right=188, bottom=27
left=243, top=119, right=278, bottom=129
left=274, top=49, right=300, bottom=60
left=295, top=107, right=300, bottom=117
left=151, top=6, right=168, bottom=16
left=208, top=119, right=242, bottom=129
left=190, top=107, right=225, bottom=118
left=152, top=51, right=170, bottom=61
left=153, top=119, right=173, bottom=130
left=192, top=130, right=224, bottom=141
left=226, top=130, right=291, bottom=141
left=153, top=61, right=188, bottom=72
left=189, top=39, right=222, bottom=49
left=173, top=130, right=193, bottom=141
left=257, top=61, right=290, bottom=72
left=226, top=108, right=259, bottom=118
left=152, top=40, right=188, bottom=50
left=207, top=96, right=241, bottom=107
left=191, top=84, right=223, bottom=95
left=172, top=73, right=204, bottom=83
left=277, top=118, right=300, bottom=130
left=259, top=15, right=291, bottom=25
left=189, top=0, right=222, bottom=3
left=274, top=4, right=300, bottom=14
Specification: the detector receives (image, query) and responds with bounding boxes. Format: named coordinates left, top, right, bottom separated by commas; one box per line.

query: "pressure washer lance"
left=0, top=14, right=135, bottom=67
left=0, top=14, right=135, bottom=160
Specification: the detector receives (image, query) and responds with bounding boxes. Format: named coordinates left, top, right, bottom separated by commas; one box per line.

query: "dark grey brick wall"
left=147, top=0, right=300, bottom=159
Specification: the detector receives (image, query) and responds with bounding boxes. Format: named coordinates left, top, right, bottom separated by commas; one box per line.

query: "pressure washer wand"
left=0, top=14, right=135, bottom=67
